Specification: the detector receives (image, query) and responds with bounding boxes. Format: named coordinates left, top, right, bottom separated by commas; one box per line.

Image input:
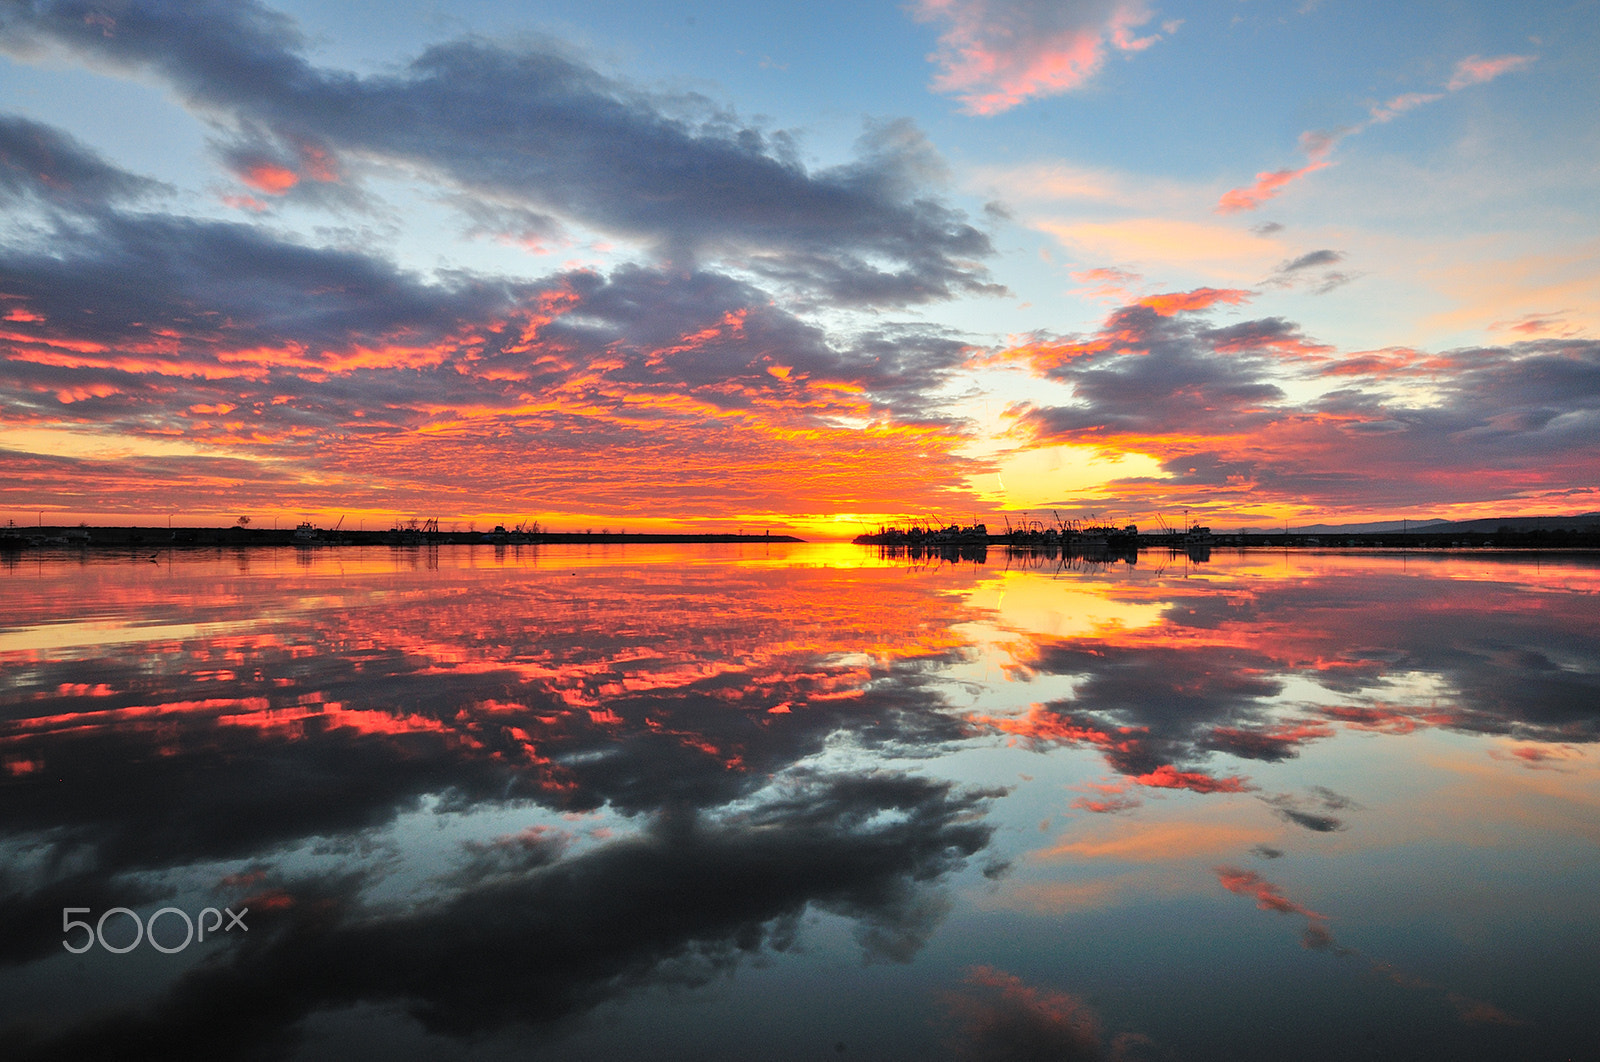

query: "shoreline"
left=0, top=526, right=806, bottom=549
left=5, top=524, right=1598, bottom=553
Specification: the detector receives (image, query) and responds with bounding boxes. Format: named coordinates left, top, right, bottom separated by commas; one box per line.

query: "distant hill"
left=1408, top=512, right=1600, bottom=534
left=1238, top=518, right=1449, bottom=535
left=1236, top=512, right=1600, bottom=535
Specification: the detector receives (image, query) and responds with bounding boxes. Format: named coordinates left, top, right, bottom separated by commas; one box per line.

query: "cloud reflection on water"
left=972, top=554, right=1600, bottom=796
left=1, top=546, right=1597, bottom=1058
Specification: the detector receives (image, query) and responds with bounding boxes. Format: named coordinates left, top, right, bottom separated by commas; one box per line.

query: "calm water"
left=2, top=543, right=1597, bottom=1060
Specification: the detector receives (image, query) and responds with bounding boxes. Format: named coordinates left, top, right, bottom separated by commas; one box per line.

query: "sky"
left=1, top=0, right=1596, bottom=536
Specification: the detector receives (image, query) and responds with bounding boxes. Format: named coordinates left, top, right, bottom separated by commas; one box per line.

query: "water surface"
left=2, top=544, right=1597, bottom=1060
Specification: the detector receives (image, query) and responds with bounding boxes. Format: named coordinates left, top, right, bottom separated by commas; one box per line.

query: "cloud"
left=1215, top=866, right=1323, bottom=919
left=1276, top=249, right=1342, bottom=274
left=1070, top=266, right=1144, bottom=301
left=943, top=966, right=1105, bottom=1061
left=0, top=111, right=998, bottom=522
left=909, top=0, right=1164, bottom=115
left=3, top=497, right=1588, bottom=1050
left=1215, top=128, right=1345, bottom=215
left=1261, top=787, right=1359, bottom=832
left=0, top=2, right=998, bottom=307
left=1217, top=864, right=1528, bottom=1026
left=1132, top=764, right=1254, bottom=794
left=1368, top=91, right=1444, bottom=123
left=1447, top=54, right=1537, bottom=92
left=971, top=638, right=1289, bottom=792
left=5, top=772, right=1001, bottom=1058
left=1070, top=792, right=1142, bottom=814
left=997, top=290, right=1600, bottom=516
left=1137, top=287, right=1252, bottom=316
left=1206, top=721, right=1336, bottom=762
left=1003, top=306, right=1299, bottom=435
left=1216, top=160, right=1330, bottom=214
left=1490, top=310, right=1581, bottom=339
left=1263, top=249, right=1356, bottom=294
left=1219, top=52, right=1536, bottom=214
left=0, top=558, right=996, bottom=984
left=1487, top=744, right=1583, bottom=771
left=0, top=114, right=164, bottom=211
left=964, top=557, right=1600, bottom=817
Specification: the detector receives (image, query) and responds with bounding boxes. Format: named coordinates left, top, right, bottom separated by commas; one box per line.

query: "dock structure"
left=853, top=518, right=1142, bottom=557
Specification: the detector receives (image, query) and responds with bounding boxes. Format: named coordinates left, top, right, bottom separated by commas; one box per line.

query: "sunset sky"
left=1, top=0, right=1596, bottom=535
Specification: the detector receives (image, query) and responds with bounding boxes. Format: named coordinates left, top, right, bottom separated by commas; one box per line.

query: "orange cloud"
left=240, top=162, right=299, bottom=195
left=1137, top=287, right=1253, bottom=316
left=1044, top=821, right=1261, bottom=862
left=55, top=383, right=120, bottom=404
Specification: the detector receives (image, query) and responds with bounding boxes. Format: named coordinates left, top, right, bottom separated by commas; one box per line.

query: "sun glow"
left=976, top=443, right=1169, bottom=511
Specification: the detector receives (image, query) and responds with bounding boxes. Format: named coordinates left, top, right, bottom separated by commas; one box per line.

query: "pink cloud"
left=1297, top=128, right=1348, bottom=162
left=1135, top=765, right=1254, bottom=794
left=1447, top=53, right=1536, bottom=91
left=911, top=0, right=1163, bottom=115
left=943, top=966, right=1104, bottom=1061
left=1368, top=91, right=1444, bottom=123
left=1215, top=866, right=1323, bottom=919
left=1216, top=160, right=1329, bottom=214
left=1491, top=311, right=1577, bottom=337
left=1070, top=793, right=1142, bottom=813
left=1219, top=51, right=1532, bottom=216
left=1071, top=266, right=1143, bottom=301
left=221, top=193, right=271, bottom=213
left=1487, top=744, right=1582, bottom=771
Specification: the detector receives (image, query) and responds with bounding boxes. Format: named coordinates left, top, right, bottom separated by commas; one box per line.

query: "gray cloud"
left=1015, top=305, right=1288, bottom=440
left=0, top=113, right=163, bottom=211
left=0, top=1, right=1000, bottom=306
left=1262, top=249, right=1356, bottom=293
left=1278, top=249, right=1343, bottom=273
left=1009, top=296, right=1600, bottom=511
left=3, top=772, right=999, bottom=1060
